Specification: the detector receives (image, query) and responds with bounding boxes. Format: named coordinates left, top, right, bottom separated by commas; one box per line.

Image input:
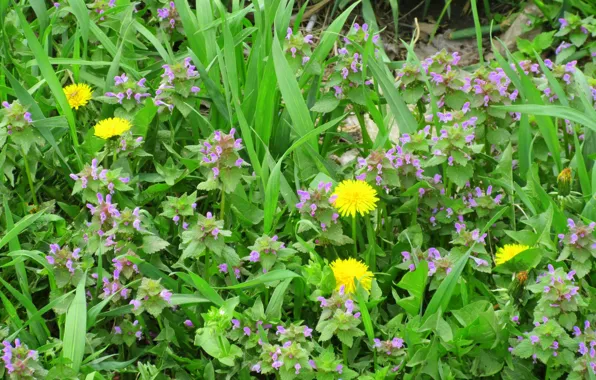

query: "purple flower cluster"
left=105, top=73, right=151, bottom=108
left=197, top=212, right=223, bottom=240
left=401, top=248, right=453, bottom=276
left=558, top=218, right=596, bottom=250
left=218, top=263, right=242, bottom=279
left=296, top=181, right=339, bottom=229
left=86, top=193, right=121, bottom=234
left=113, top=319, right=143, bottom=340
left=154, top=57, right=200, bottom=111
left=357, top=144, right=424, bottom=192
left=101, top=273, right=130, bottom=300
left=396, top=50, right=462, bottom=102
left=316, top=285, right=362, bottom=319
left=346, top=23, right=380, bottom=46
left=453, top=222, right=488, bottom=246
left=231, top=318, right=273, bottom=336
left=373, top=337, right=405, bottom=355
left=558, top=13, right=594, bottom=42
left=2, top=339, right=40, bottom=376
left=156, top=2, right=179, bottom=30
left=245, top=234, right=287, bottom=272
left=461, top=185, right=504, bottom=209
left=284, top=27, right=313, bottom=65
left=251, top=341, right=315, bottom=375
left=198, top=129, right=245, bottom=182
left=329, top=23, right=379, bottom=97
left=84, top=191, right=141, bottom=247
left=1, top=100, right=33, bottom=135
left=46, top=244, right=82, bottom=275
left=461, top=67, right=513, bottom=107
left=70, top=158, right=131, bottom=195
left=530, top=264, right=585, bottom=327
left=112, top=255, right=140, bottom=280
left=573, top=320, right=596, bottom=373
left=118, top=134, right=144, bottom=153
left=89, top=0, right=116, bottom=21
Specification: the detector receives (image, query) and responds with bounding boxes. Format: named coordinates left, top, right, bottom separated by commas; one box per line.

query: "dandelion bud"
left=557, top=168, right=572, bottom=196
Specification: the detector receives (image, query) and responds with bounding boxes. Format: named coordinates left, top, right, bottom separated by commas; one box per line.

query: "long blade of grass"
left=0, top=204, right=48, bottom=251
left=265, top=278, right=292, bottom=320
left=299, top=2, right=360, bottom=87
left=62, top=275, right=87, bottom=373
left=7, top=290, right=75, bottom=341
left=7, top=250, right=57, bottom=291
left=0, top=277, right=49, bottom=343
left=470, top=0, right=484, bottom=64
left=494, top=104, right=596, bottom=133
left=216, top=269, right=301, bottom=290
left=68, top=0, right=90, bottom=56
left=263, top=115, right=345, bottom=233
left=271, top=33, right=316, bottom=150
left=16, top=9, right=81, bottom=155
left=176, top=272, right=225, bottom=306
left=573, top=131, right=591, bottom=197
left=132, top=20, right=170, bottom=62
left=368, top=56, right=418, bottom=134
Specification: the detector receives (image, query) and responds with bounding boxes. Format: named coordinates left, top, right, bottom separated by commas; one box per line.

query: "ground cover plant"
left=2, top=0, right=596, bottom=379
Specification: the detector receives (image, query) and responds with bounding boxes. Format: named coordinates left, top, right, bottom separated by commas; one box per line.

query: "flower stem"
left=220, top=190, right=225, bottom=222
left=352, top=215, right=357, bottom=255
left=342, top=342, right=348, bottom=365
left=21, top=149, right=38, bottom=206
left=204, top=250, right=211, bottom=280
left=112, top=140, right=118, bottom=165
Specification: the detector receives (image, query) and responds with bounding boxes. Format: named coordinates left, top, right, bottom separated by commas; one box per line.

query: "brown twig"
left=291, top=0, right=333, bottom=22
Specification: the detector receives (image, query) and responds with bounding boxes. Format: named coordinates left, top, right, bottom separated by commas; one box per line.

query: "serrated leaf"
left=142, top=235, right=170, bottom=254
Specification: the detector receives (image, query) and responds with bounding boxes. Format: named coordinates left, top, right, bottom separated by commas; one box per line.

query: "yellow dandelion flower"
left=495, top=244, right=530, bottom=265
left=94, top=117, right=132, bottom=139
left=332, top=180, right=378, bottom=218
left=330, top=258, right=374, bottom=294
left=63, top=83, right=92, bottom=110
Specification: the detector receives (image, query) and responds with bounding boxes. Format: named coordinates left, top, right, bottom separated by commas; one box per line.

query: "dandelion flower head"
left=330, top=258, right=374, bottom=294
left=332, top=179, right=378, bottom=218
left=64, top=83, right=93, bottom=110
left=495, top=244, right=530, bottom=265
left=94, top=117, right=132, bottom=139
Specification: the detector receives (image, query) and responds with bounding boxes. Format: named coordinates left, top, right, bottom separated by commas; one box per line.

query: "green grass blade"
left=0, top=204, right=48, bottom=251
left=16, top=8, right=80, bottom=153
left=494, top=104, right=596, bottom=133
left=265, top=278, right=292, bottom=320
left=299, top=2, right=360, bottom=87
left=68, top=0, right=90, bottom=55
left=62, top=275, right=87, bottom=373
left=29, top=0, right=49, bottom=38
left=0, top=289, right=24, bottom=330
left=176, top=272, right=225, bottom=306
left=0, top=277, right=49, bottom=343
left=133, top=20, right=170, bottom=62
left=7, top=290, right=75, bottom=341
left=216, top=269, right=301, bottom=290
left=7, top=250, right=57, bottom=291
left=271, top=34, right=316, bottom=150
left=368, top=56, right=418, bottom=134
left=573, top=132, right=591, bottom=197
left=263, top=115, right=345, bottom=233
left=470, top=0, right=484, bottom=64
